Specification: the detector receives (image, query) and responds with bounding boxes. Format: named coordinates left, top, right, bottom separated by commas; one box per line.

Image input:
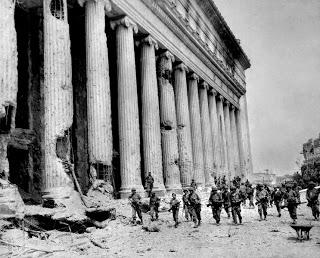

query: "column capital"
left=199, top=81, right=209, bottom=90
left=110, top=16, right=138, bottom=34
left=218, top=94, right=224, bottom=102
left=173, top=62, right=189, bottom=73
left=224, top=100, right=230, bottom=107
left=231, top=104, right=236, bottom=111
left=158, top=50, right=175, bottom=63
left=187, top=72, right=199, bottom=82
left=137, top=35, right=158, bottom=50
left=208, top=87, right=217, bottom=96
left=78, top=0, right=112, bottom=11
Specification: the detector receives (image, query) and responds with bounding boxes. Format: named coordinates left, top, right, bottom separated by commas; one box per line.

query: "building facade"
left=302, top=134, right=320, bottom=165
left=0, top=0, right=253, bottom=201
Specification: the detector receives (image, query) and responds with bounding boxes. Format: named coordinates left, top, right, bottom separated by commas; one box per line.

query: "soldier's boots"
left=239, top=217, right=242, bottom=224
left=278, top=212, right=281, bottom=217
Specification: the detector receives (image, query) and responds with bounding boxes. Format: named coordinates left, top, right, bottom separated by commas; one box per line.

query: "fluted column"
left=208, top=88, right=220, bottom=179
left=230, top=105, right=240, bottom=176
left=157, top=51, right=182, bottom=193
left=188, top=73, right=205, bottom=186
left=199, top=81, right=214, bottom=187
left=42, top=0, right=74, bottom=200
left=83, top=0, right=113, bottom=177
left=110, top=17, right=143, bottom=197
left=138, top=36, right=165, bottom=195
left=235, top=108, right=245, bottom=178
left=223, top=100, right=234, bottom=181
left=216, top=95, right=228, bottom=178
left=0, top=0, right=18, bottom=179
left=239, top=95, right=253, bottom=179
left=173, top=63, right=193, bottom=187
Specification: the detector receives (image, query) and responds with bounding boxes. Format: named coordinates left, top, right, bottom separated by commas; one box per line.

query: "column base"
left=165, top=184, right=183, bottom=195
left=149, top=184, right=166, bottom=196
left=42, top=186, right=73, bottom=208
left=119, top=185, right=146, bottom=199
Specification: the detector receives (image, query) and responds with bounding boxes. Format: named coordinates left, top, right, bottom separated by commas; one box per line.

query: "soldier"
left=306, top=181, right=320, bottom=220
left=168, top=193, right=180, bottom=228
left=246, top=183, right=254, bottom=208
left=221, top=185, right=231, bottom=218
left=188, top=188, right=202, bottom=228
left=239, top=183, right=247, bottom=206
left=182, top=189, right=191, bottom=221
left=208, top=186, right=223, bottom=225
left=222, top=175, right=226, bottom=185
left=283, top=184, right=299, bottom=224
left=149, top=192, right=160, bottom=221
left=230, top=185, right=243, bottom=224
left=256, top=184, right=269, bottom=221
left=128, top=188, right=143, bottom=225
left=145, top=172, right=154, bottom=197
left=273, top=187, right=284, bottom=217
left=190, top=179, right=197, bottom=190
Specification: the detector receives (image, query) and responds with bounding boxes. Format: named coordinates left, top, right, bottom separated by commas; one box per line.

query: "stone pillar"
left=230, top=105, right=240, bottom=177
left=235, top=108, right=245, bottom=178
left=138, top=36, right=165, bottom=195
left=157, top=51, right=182, bottom=193
left=110, top=17, right=144, bottom=197
left=223, top=100, right=234, bottom=181
left=239, top=95, right=253, bottom=179
left=0, top=0, right=18, bottom=182
left=83, top=0, right=113, bottom=179
left=208, top=88, right=219, bottom=179
left=216, top=95, right=228, bottom=178
left=199, top=81, right=214, bottom=187
left=173, top=63, right=193, bottom=187
left=187, top=73, right=205, bottom=187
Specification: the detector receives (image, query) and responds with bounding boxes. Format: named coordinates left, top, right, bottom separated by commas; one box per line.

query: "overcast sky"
left=214, top=0, right=320, bottom=175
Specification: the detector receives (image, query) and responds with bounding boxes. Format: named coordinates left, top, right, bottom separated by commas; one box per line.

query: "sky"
left=214, top=0, right=320, bottom=175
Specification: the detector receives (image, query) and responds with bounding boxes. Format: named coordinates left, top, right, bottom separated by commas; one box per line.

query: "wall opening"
left=0, top=105, right=14, bottom=133
left=50, top=0, right=65, bottom=20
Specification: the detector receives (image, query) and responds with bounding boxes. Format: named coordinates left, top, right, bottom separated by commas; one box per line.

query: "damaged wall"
left=0, top=0, right=18, bottom=179
left=42, top=0, right=74, bottom=200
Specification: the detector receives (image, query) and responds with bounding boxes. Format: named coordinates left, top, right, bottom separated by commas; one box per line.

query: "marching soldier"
left=149, top=192, right=160, bottom=221
left=188, top=188, right=202, bottom=228
left=256, top=183, right=269, bottom=221
left=182, top=189, right=191, bottom=221
left=128, top=188, right=143, bottom=225
left=246, top=183, right=254, bottom=208
left=169, top=193, right=180, bottom=228
left=190, top=179, right=197, bottom=190
left=145, top=172, right=154, bottom=197
left=208, top=186, right=223, bottom=225
left=306, top=181, right=320, bottom=220
left=230, top=185, right=243, bottom=224
left=221, top=185, right=231, bottom=218
left=273, top=187, right=284, bottom=217
left=283, top=184, right=299, bottom=224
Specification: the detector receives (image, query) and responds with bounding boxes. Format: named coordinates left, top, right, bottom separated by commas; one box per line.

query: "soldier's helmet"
left=183, top=188, right=189, bottom=193
left=211, top=186, right=218, bottom=191
left=189, top=187, right=194, bottom=192
left=308, top=181, right=316, bottom=187
left=230, top=186, right=236, bottom=191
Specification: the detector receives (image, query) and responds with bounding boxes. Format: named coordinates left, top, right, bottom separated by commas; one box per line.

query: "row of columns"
left=40, top=0, right=250, bottom=199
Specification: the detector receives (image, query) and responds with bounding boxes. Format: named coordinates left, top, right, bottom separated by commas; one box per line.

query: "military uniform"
left=230, top=187, right=243, bottom=224
left=222, top=187, right=231, bottom=218
left=190, top=180, right=197, bottom=190
left=208, top=187, right=223, bottom=224
left=256, top=185, right=269, bottom=220
left=273, top=188, right=283, bottom=217
left=306, top=184, right=320, bottom=220
left=182, top=190, right=191, bottom=221
left=284, top=187, right=299, bottom=224
left=169, top=196, right=180, bottom=227
left=188, top=190, right=202, bottom=227
left=149, top=193, right=160, bottom=221
left=246, top=185, right=254, bottom=208
left=128, top=190, right=143, bottom=224
left=145, top=174, right=154, bottom=197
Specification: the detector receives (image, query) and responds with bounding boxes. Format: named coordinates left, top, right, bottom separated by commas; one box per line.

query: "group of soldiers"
left=128, top=173, right=320, bottom=227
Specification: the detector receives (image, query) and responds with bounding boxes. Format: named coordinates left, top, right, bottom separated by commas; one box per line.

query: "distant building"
left=251, top=169, right=277, bottom=185
left=302, top=133, right=320, bottom=165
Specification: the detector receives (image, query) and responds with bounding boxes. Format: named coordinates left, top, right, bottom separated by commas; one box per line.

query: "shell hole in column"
left=50, top=0, right=65, bottom=20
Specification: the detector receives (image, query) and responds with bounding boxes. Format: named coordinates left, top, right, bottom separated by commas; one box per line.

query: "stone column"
left=173, top=63, right=193, bottom=187
left=208, top=88, right=219, bottom=179
left=157, top=51, right=181, bottom=193
left=83, top=0, right=113, bottom=179
left=199, top=81, right=214, bottom=187
left=0, top=0, right=18, bottom=182
left=239, top=95, right=253, bottom=179
left=235, top=108, right=245, bottom=178
left=110, top=17, right=144, bottom=197
left=216, top=95, right=228, bottom=179
left=138, top=36, right=165, bottom=195
left=223, top=100, right=234, bottom=181
left=42, top=0, right=74, bottom=200
left=187, top=73, right=205, bottom=187
left=230, top=105, right=240, bottom=177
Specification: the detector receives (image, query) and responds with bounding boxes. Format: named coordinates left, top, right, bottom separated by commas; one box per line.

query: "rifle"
left=280, top=201, right=307, bottom=209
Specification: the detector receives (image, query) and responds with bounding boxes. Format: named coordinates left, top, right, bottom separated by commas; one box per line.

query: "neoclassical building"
left=0, top=0, right=253, bottom=200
